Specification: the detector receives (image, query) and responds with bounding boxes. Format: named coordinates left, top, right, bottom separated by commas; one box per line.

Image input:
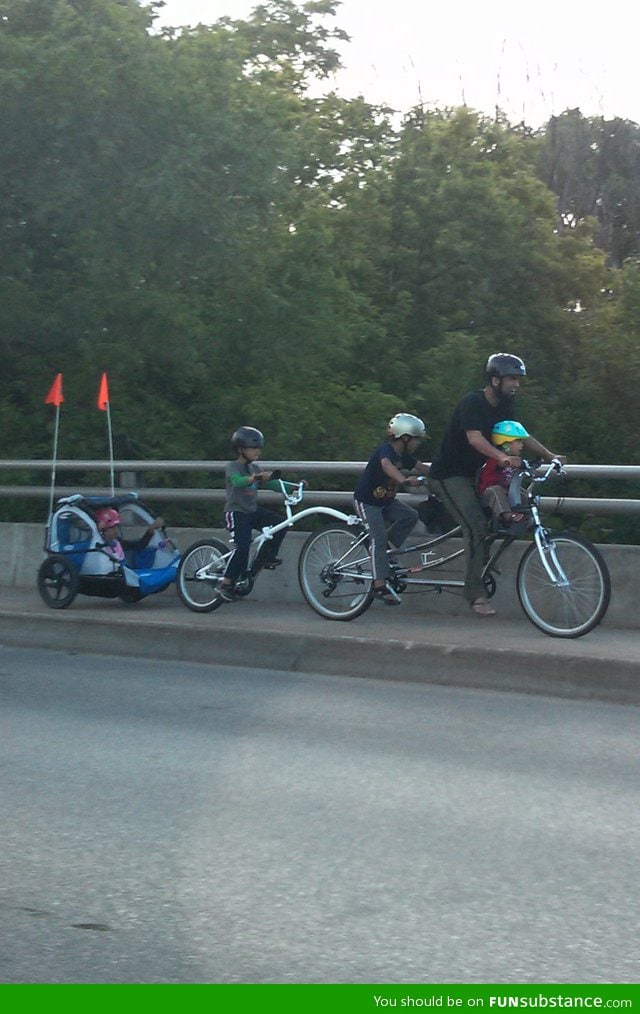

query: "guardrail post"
left=119, top=471, right=144, bottom=489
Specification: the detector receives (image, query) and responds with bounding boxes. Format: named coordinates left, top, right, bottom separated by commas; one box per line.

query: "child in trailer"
left=476, top=420, right=529, bottom=527
left=95, top=508, right=165, bottom=562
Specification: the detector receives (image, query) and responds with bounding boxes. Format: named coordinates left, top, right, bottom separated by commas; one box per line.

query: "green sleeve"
left=228, top=472, right=254, bottom=488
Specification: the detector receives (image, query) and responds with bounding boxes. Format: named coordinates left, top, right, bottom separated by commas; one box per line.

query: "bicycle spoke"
left=177, top=539, right=229, bottom=612
left=298, top=527, right=373, bottom=620
left=517, top=534, right=610, bottom=637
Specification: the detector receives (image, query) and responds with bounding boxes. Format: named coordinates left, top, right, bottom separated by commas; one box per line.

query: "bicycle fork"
left=533, top=528, right=570, bottom=587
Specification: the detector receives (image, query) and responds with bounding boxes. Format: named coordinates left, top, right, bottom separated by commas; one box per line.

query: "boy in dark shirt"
left=354, top=413, right=429, bottom=605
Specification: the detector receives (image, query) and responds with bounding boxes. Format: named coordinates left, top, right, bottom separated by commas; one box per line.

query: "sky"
left=151, top=1, right=639, bottom=129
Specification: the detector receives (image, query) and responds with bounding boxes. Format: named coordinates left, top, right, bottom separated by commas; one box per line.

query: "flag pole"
left=49, top=404, right=61, bottom=519
left=106, top=400, right=115, bottom=496
left=44, top=373, right=64, bottom=523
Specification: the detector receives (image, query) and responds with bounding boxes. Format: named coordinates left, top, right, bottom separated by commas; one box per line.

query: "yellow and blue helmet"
left=491, top=420, right=529, bottom=447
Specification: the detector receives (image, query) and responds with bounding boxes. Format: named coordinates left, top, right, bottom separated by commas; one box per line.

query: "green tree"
left=347, top=107, right=609, bottom=448
left=538, top=109, right=640, bottom=268
left=0, top=0, right=379, bottom=461
left=0, top=0, right=630, bottom=534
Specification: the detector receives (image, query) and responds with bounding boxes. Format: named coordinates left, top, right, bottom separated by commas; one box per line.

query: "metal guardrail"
left=0, top=459, right=638, bottom=515
left=2, top=459, right=640, bottom=478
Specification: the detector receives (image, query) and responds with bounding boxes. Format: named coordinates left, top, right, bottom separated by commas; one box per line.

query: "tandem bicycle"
left=297, top=460, right=611, bottom=638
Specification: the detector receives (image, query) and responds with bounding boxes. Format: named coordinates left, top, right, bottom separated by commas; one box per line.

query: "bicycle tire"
left=516, top=532, right=611, bottom=638
left=37, top=554, right=80, bottom=609
left=298, top=525, right=373, bottom=620
left=177, top=538, right=230, bottom=613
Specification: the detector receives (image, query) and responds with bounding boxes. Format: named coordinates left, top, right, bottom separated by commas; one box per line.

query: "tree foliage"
left=0, top=0, right=637, bottom=539
left=538, top=109, right=640, bottom=269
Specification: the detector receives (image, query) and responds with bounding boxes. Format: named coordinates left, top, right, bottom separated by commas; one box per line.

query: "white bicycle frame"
left=527, top=469, right=571, bottom=587
left=247, top=480, right=361, bottom=560
left=199, top=480, right=361, bottom=580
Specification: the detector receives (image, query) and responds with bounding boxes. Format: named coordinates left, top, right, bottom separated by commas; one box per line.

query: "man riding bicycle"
left=428, top=353, right=564, bottom=617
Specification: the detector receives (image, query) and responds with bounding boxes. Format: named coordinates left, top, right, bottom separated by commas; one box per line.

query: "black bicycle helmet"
left=486, top=353, right=527, bottom=381
left=230, top=426, right=264, bottom=449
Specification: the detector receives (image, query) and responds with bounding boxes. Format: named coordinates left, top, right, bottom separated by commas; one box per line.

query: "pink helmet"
left=95, top=507, right=121, bottom=531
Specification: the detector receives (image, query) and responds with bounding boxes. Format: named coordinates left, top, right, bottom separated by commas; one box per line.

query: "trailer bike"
left=176, top=479, right=361, bottom=612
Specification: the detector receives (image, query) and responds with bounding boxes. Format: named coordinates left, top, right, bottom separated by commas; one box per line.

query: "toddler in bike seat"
left=477, top=421, right=529, bottom=529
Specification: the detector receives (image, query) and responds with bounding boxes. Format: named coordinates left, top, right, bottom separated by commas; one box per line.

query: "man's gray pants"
left=428, top=476, right=488, bottom=603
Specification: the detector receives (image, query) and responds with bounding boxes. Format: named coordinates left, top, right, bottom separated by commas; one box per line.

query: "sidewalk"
left=1, top=585, right=639, bottom=705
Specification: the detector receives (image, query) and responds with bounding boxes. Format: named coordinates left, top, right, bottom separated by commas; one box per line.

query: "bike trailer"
left=38, top=492, right=180, bottom=608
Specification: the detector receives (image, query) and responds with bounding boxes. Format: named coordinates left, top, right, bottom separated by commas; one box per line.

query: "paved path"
left=3, top=647, right=639, bottom=983
left=0, top=586, right=638, bottom=704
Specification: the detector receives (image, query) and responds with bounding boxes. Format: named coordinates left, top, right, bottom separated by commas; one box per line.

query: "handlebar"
left=278, top=479, right=305, bottom=506
left=400, top=475, right=428, bottom=487
left=520, top=458, right=565, bottom=484
left=506, top=458, right=564, bottom=513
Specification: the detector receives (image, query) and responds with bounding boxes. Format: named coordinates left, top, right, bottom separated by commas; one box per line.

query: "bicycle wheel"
left=37, top=554, right=80, bottom=609
left=177, top=538, right=229, bottom=613
left=298, top=525, right=373, bottom=620
left=517, top=532, right=610, bottom=638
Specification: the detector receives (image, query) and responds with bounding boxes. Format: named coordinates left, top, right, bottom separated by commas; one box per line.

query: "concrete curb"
left=1, top=601, right=639, bottom=706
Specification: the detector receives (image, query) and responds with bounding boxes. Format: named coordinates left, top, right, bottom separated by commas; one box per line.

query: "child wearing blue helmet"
left=477, top=420, right=529, bottom=526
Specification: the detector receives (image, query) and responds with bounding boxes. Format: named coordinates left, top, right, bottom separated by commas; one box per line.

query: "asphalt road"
left=1, top=645, right=639, bottom=984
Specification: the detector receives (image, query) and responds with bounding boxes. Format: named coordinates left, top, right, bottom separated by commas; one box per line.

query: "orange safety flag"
left=44, top=373, right=64, bottom=406
left=97, top=372, right=110, bottom=410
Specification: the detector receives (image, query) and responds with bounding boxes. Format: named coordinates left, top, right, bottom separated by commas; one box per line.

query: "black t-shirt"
left=429, top=390, right=516, bottom=480
left=354, top=441, right=417, bottom=505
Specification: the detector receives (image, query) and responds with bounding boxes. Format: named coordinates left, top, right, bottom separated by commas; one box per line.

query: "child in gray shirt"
left=217, top=426, right=291, bottom=601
